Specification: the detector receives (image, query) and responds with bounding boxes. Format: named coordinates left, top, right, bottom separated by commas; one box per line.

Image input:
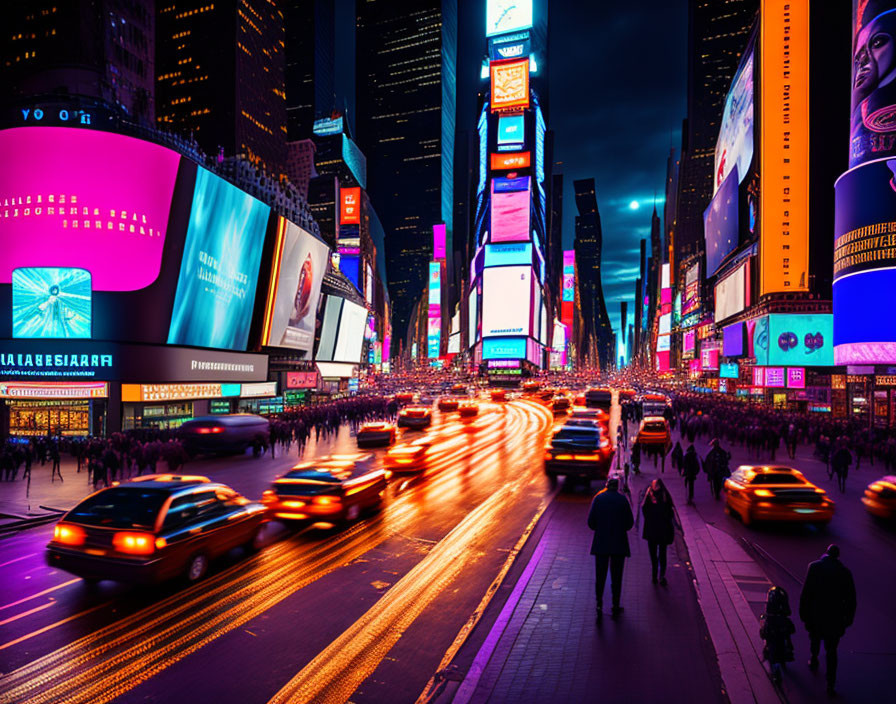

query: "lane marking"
left=0, top=579, right=81, bottom=612
left=0, top=553, right=39, bottom=569
left=0, top=602, right=56, bottom=627
left=0, top=602, right=111, bottom=652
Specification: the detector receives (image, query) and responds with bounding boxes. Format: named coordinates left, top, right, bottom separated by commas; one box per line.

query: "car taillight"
left=313, top=496, right=341, bottom=505
left=262, top=489, right=277, bottom=503
left=53, top=523, right=86, bottom=546
left=112, top=532, right=155, bottom=555
left=754, top=489, right=774, bottom=497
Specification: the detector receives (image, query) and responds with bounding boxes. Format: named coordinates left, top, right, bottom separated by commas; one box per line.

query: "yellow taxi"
left=384, top=438, right=432, bottom=473
left=438, top=397, right=460, bottom=412
left=724, top=465, right=835, bottom=526
left=490, top=389, right=507, bottom=402
left=458, top=401, right=479, bottom=418
left=397, top=406, right=433, bottom=429
left=635, top=416, right=671, bottom=448
left=862, top=476, right=896, bottom=519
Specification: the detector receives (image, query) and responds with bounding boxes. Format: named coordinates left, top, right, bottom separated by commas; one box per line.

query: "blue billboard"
left=482, top=336, right=526, bottom=360
left=754, top=314, right=834, bottom=367
left=497, top=114, right=525, bottom=147
left=168, top=168, right=270, bottom=350
left=12, top=267, right=91, bottom=339
left=484, top=243, right=532, bottom=268
left=720, top=362, right=739, bottom=379
left=704, top=166, right=739, bottom=276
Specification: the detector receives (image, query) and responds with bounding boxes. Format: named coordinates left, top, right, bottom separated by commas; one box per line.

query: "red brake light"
left=113, top=531, right=156, bottom=555
left=53, top=523, right=86, bottom=546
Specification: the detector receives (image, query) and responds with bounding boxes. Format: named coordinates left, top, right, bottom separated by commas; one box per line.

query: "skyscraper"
left=675, top=0, right=758, bottom=262
left=285, top=0, right=336, bottom=141
left=573, top=178, right=613, bottom=371
left=355, top=0, right=457, bottom=345
left=156, top=0, right=287, bottom=175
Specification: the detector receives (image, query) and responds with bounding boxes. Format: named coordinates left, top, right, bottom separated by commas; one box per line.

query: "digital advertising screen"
left=334, top=299, right=367, bottom=363
left=659, top=313, right=671, bottom=336
left=468, top=286, right=479, bottom=345
left=833, top=156, right=896, bottom=363
left=339, top=253, right=361, bottom=292
left=12, top=267, right=91, bottom=339
left=261, top=218, right=329, bottom=353
left=493, top=176, right=530, bottom=192
left=491, top=179, right=530, bottom=242
left=701, top=347, right=720, bottom=371
left=714, top=262, right=746, bottom=323
left=482, top=266, right=530, bottom=337
left=428, top=317, right=441, bottom=358
left=754, top=314, right=834, bottom=367
left=850, top=1, right=896, bottom=167
left=486, top=0, right=533, bottom=37
left=720, top=362, right=739, bottom=379
left=491, top=152, right=531, bottom=170
left=433, top=224, right=447, bottom=260
left=485, top=242, right=532, bottom=267
left=340, top=187, right=361, bottom=225
left=683, top=262, right=701, bottom=315
left=490, top=58, right=530, bottom=112
left=497, top=114, right=525, bottom=146
left=0, top=127, right=180, bottom=292
left=787, top=367, right=806, bottom=389
left=760, top=0, right=809, bottom=294
left=428, top=261, right=441, bottom=317
left=715, top=48, right=754, bottom=195
left=704, top=167, right=740, bottom=276
left=683, top=329, right=696, bottom=354
left=656, top=351, right=671, bottom=372
left=483, top=336, right=527, bottom=360
left=167, top=167, right=270, bottom=350
left=765, top=367, right=786, bottom=388
left=723, top=322, right=744, bottom=357
left=316, top=296, right=341, bottom=361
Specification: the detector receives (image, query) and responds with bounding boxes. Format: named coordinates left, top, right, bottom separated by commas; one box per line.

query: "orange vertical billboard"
left=340, top=187, right=361, bottom=225
left=759, top=0, right=809, bottom=295
left=490, top=59, right=530, bottom=113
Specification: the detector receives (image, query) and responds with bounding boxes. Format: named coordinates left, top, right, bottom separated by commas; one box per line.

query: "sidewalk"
left=0, top=458, right=94, bottom=522
left=434, top=491, right=728, bottom=704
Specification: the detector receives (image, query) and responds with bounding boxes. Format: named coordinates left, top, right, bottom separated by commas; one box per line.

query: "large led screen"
left=683, top=262, right=700, bottom=316
left=723, top=322, right=744, bottom=357
left=485, top=243, right=532, bottom=267
left=704, top=167, right=739, bottom=276
left=760, top=0, right=809, bottom=294
left=833, top=157, right=896, bottom=363
left=167, top=168, right=270, bottom=350
left=0, top=127, right=180, bottom=291
left=497, top=114, right=525, bottom=146
left=491, top=180, right=530, bottom=243
left=316, top=296, right=341, bottom=361
left=754, top=314, right=834, bottom=367
left=262, top=218, right=329, bottom=353
left=850, top=2, right=896, bottom=167
left=334, top=299, right=367, bottom=363
left=482, top=266, right=530, bottom=337
left=714, top=262, right=746, bottom=322
left=715, top=48, right=754, bottom=195
left=490, top=59, right=530, bottom=112
left=12, top=267, right=91, bottom=339
left=340, top=187, right=361, bottom=225
left=483, top=337, right=527, bottom=360
left=486, top=0, right=533, bottom=37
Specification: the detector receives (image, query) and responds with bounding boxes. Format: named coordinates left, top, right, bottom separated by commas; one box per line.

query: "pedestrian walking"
left=640, top=478, right=676, bottom=586
left=587, top=477, right=634, bottom=620
left=704, top=438, right=730, bottom=500
left=759, top=586, right=795, bottom=684
left=683, top=444, right=700, bottom=504
left=671, top=440, right=684, bottom=476
left=799, top=544, right=856, bottom=696
left=831, top=445, right=851, bottom=493
left=630, top=442, right=641, bottom=475
left=50, top=443, right=63, bottom=482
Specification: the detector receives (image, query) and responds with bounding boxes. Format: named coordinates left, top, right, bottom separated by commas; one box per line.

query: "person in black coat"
left=682, top=444, right=701, bottom=504
left=587, top=477, right=634, bottom=619
left=641, top=479, right=676, bottom=586
left=799, top=544, right=856, bottom=695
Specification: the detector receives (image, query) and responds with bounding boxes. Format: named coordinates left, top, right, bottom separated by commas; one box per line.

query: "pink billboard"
left=0, top=127, right=181, bottom=291
left=700, top=347, right=719, bottom=371
left=683, top=329, right=696, bottom=354
left=433, top=224, right=447, bottom=261
left=765, top=367, right=785, bottom=388
left=490, top=180, right=530, bottom=242
left=786, top=367, right=805, bottom=389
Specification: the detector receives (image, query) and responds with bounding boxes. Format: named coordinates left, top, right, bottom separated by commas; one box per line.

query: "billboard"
left=714, top=261, right=747, bottom=322
left=0, top=127, right=180, bottom=291
left=261, top=218, right=329, bottom=353
left=704, top=167, right=739, bottom=276
left=482, top=266, right=530, bottom=337
left=484, top=242, right=532, bottom=267
left=683, top=262, right=701, bottom=316
left=490, top=59, right=530, bottom=112
left=318, top=298, right=367, bottom=363
left=683, top=329, right=696, bottom=354
left=497, top=114, right=525, bottom=146
left=760, top=0, right=809, bottom=294
left=340, top=187, right=361, bottom=225
left=491, top=179, right=530, bottom=242
left=715, top=48, right=754, bottom=194
left=490, top=152, right=531, bottom=170
left=482, top=336, right=527, bottom=360
left=486, top=0, right=533, bottom=37
left=723, top=322, right=744, bottom=357
left=433, top=223, right=447, bottom=261
left=428, top=261, right=441, bottom=316
left=493, top=175, right=530, bottom=192
left=787, top=367, right=806, bottom=389
left=427, top=317, right=441, bottom=358
left=468, top=286, right=479, bottom=345
left=701, top=347, right=720, bottom=371
left=286, top=371, right=318, bottom=389
left=850, top=2, right=896, bottom=167
left=754, top=313, right=834, bottom=367
left=720, top=362, right=739, bottom=378
left=833, top=157, right=896, bottom=363
left=12, top=268, right=91, bottom=339
left=167, top=168, right=270, bottom=350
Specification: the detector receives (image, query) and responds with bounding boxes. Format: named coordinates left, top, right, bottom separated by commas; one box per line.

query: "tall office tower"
left=676, top=0, right=758, bottom=262
left=285, top=0, right=336, bottom=141
left=620, top=300, right=628, bottom=364
left=573, top=178, right=614, bottom=372
left=0, top=0, right=155, bottom=124
left=355, top=0, right=457, bottom=346
left=156, top=0, right=286, bottom=175
left=549, top=172, right=564, bottom=315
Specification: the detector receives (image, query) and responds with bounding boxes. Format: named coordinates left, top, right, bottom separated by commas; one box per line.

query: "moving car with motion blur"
left=490, top=389, right=507, bottom=402
left=551, top=395, right=571, bottom=414
left=384, top=438, right=433, bottom=473
left=397, top=406, right=433, bottom=429
left=724, top=466, right=835, bottom=526
left=618, top=389, right=637, bottom=403
left=569, top=407, right=610, bottom=431
left=584, top=387, right=613, bottom=410
left=451, top=383, right=468, bottom=395
left=635, top=416, right=672, bottom=449
left=544, top=425, right=614, bottom=484
left=438, top=397, right=460, bottom=412
left=394, top=392, right=416, bottom=405
left=262, top=454, right=386, bottom=526
left=522, top=381, right=542, bottom=394
left=639, top=393, right=671, bottom=419
left=458, top=401, right=479, bottom=418
left=178, top=414, right=270, bottom=456
left=46, top=475, right=266, bottom=584
left=862, top=476, right=896, bottom=519
left=356, top=422, right=397, bottom=447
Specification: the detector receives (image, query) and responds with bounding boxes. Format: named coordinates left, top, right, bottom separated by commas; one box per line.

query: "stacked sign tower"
left=469, top=1, right=550, bottom=375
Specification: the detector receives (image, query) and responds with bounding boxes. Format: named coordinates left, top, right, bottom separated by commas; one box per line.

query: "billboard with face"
left=850, top=2, right=896, bottom=167
left=0, top=127, right=180, bottom=292
left=261, top=218, right=329, bottom=353
left=715, top=48, right=754, bottom=194
left=167, top=168, right=270, bottom=350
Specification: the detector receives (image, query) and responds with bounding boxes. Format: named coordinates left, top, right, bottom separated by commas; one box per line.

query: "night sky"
left=338, top=0, right=688, bottom=360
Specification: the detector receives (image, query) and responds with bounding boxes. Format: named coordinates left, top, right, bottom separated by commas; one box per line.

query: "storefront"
left=0, top=382, right=108, bottom=436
